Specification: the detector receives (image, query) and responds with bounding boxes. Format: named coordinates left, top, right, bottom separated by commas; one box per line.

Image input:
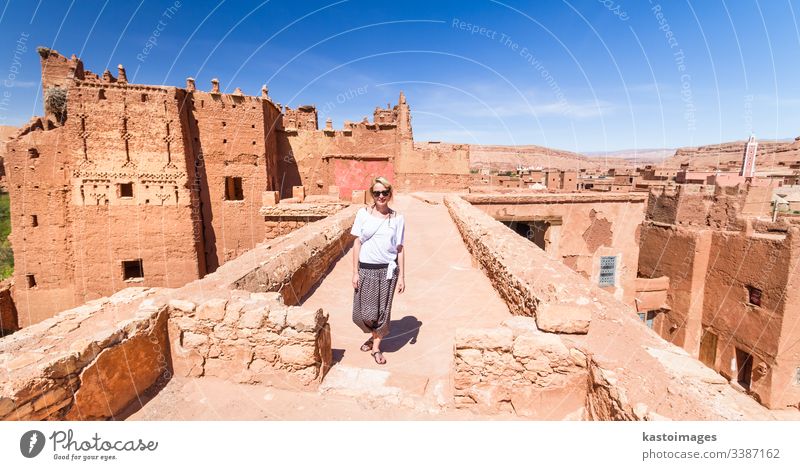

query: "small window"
left=224, top=176, right=244, bottom=201
left=28, top=148, right=39, bottom=158
left=747, top=285, right=762, bottom=306
left=599, top=256, right=617, bottom=287
left=26, top=274, right=36, bottom=288
left=638, top=311, right=657, bottom=329
left=122, top=259, right=144, bottom=280
left=223, top=139, right=227, bottom=144
left=141, top=93, right=148, bottom=102
left=98, top=89, right=106, bottom=100
left=222, top=121, right=226, bottom=127
left=30, top=215, right=38, bottom=227
left=119, top=183, right=134, bottom=198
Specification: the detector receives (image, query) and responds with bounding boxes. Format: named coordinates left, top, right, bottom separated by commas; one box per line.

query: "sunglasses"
left=372, top=190, right=391, bottom=197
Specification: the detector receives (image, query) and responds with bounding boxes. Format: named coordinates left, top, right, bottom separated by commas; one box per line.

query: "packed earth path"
left=299, top=193, right=513, bottom=410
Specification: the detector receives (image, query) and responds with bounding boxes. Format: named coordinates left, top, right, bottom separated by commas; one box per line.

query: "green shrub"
left=0, top=193, right=12, bottom=279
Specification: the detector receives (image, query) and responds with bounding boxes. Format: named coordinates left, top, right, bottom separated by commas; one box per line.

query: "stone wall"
left=167, top=291, right=330, bottom=388
left=454, top=317, right=587, bottom=418
left=0, top=288, right=169, bottom=421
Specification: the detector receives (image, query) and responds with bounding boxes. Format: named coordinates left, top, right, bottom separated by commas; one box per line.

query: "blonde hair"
left=369, top=176, right=393, bottom=193
left=368, top=176, right=395, bottom=215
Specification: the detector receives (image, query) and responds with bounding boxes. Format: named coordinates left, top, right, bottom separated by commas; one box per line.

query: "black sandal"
left=371, top=350, right=386, bottom=365
left=360, top=338, right=374, bottom=352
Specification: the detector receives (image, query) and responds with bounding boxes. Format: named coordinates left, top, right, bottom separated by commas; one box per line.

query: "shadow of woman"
left=379, top=316, right=422, bottom=353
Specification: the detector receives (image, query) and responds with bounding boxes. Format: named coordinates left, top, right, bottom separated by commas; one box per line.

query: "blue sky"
left=0, top=0, right=798, bottom=152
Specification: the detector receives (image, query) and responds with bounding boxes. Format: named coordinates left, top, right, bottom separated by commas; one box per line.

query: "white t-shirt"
left=350, top=206, right=405, bottom=279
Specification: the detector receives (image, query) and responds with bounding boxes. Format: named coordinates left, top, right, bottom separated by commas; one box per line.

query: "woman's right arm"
left=352, top=238, right=361, bottom=289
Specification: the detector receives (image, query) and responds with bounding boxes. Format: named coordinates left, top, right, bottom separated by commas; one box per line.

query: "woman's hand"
left=352, top=272, right=359, bottom=290
left=397, top=278, right=405, bottom=294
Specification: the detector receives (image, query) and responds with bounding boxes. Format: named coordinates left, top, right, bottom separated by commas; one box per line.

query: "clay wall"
left=0, top=280, right=17, bottom=334
left=188, top=90, right=281, bottom=270
left=5, top=125, right=78, bottom=326
left=394, top=172, right=474, bottom=191
left=701, top=229, right=799, bottom=408
left=399, top=142, right=470, bottom=175
left=462, top=193, right=646, bottom=305
left=278, top=125, right=399, bottom=199
left=65, top=82, right=204, bottom=303
left=646, top=185, right=716, bottom=226
left=637, top=223, right=709, bottom=354
left=282, top=105, right=318, bottom=131
left=37, top=48, right=84, bottom=104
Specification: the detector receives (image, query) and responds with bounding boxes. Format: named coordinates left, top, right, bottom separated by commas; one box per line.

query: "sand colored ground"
left=128, top=194, right=517, bottom=419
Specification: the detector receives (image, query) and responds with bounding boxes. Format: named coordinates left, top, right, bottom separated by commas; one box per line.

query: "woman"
left=350, top=176, right=405, bottom=365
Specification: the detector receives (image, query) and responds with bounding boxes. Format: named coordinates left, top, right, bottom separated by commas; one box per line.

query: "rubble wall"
left=0, top=288, right=169, bottom=421
left=453, top=317, right=587, bottom=419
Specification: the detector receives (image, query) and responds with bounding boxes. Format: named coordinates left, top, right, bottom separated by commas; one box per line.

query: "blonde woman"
left=350, top=176, right=405, bottom=365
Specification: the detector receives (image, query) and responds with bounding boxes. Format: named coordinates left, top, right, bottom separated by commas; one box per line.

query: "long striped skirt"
left=352, top=262, right=399, bottom=338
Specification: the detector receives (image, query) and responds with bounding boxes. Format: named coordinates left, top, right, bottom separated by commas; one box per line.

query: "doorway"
left=735, top=348, right=753, bottom=390
left=699, top=330, right=717, bottom=369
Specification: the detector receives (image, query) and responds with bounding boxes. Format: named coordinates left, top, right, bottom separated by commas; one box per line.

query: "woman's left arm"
left=397, top=245, right=405, bottom=293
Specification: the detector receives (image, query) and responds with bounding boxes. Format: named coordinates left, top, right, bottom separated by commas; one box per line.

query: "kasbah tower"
left=4, top=47, right=469, bottom=327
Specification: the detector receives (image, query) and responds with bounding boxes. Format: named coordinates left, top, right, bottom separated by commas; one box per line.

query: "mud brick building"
left=2, top=49, right=472, bottom=327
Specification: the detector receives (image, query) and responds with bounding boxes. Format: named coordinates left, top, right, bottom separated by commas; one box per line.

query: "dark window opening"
left=119, top=183, right=134, bottom=198
left=222, top=121, right=226, bottom=127
left=28, top=148, right=39, bottom=158
left=30, top=215, right=38, bottom=227
left=141, top=93, right=148, bottom=102
left=98, top=89, right=106, bottom=100
left=736, top=348, right=753, bottom=390
left=747, top=285, right=762, bottom=306
left=122, top=259, right=144, bottom=280
left=224, top=176, right=244, bottom=201
left=223, top=139, right=227, bottom=144
left=26, top=274, right=36, bottom=288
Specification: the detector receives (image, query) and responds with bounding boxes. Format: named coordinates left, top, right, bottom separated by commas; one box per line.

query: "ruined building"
left=638, top=183, right=800, bottom=409
left=3, top=49, right=470, bottom=327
